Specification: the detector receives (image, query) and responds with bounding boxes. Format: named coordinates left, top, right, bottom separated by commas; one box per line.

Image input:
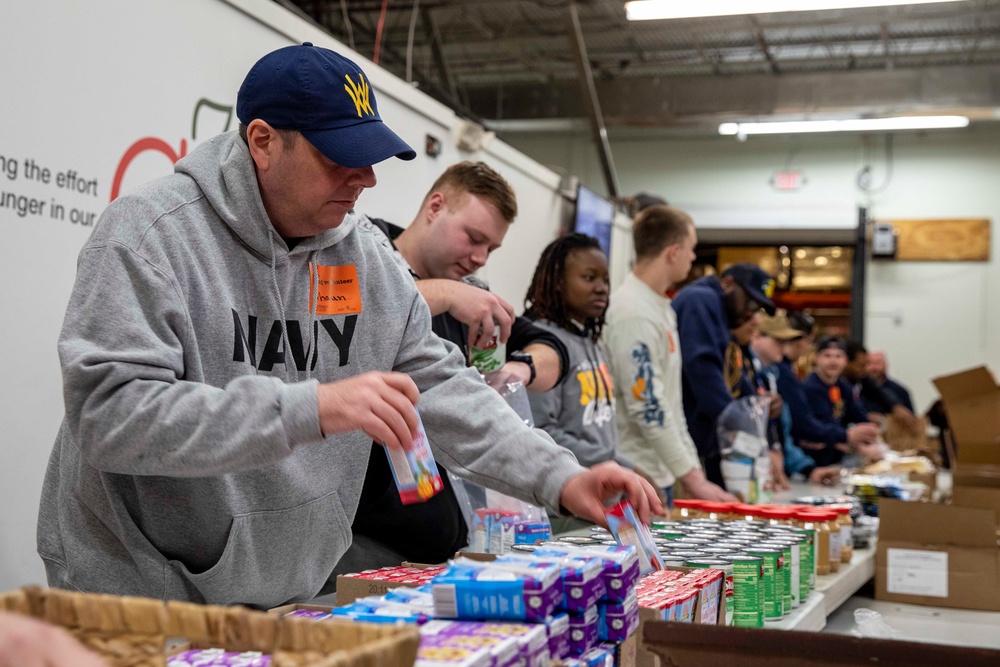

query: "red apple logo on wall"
left=109, top=99, right=233, bottom=202
left=110, top=137, right=187, bottom=202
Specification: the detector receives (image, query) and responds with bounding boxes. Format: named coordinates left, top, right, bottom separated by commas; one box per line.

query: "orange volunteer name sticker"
left=310, top=264, right=362, bottom=315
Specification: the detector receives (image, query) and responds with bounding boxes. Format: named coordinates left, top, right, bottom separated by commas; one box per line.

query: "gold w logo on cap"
left=763, top=279, right=776, bottom=298
left=344, top=74, right=374, bottom=118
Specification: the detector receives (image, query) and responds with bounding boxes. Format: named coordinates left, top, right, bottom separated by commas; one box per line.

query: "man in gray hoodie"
left=37, top=43, right=660, bottom=609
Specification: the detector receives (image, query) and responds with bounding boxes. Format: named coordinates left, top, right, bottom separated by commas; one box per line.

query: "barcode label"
left=432, top=584, right=459, bottom=618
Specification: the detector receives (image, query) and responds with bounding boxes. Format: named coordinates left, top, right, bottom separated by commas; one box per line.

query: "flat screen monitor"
left=573, top=185, right=614, bottom=256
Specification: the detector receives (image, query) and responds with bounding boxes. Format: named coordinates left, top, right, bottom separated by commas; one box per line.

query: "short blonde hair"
left=633, top=205, right=693, bottom=259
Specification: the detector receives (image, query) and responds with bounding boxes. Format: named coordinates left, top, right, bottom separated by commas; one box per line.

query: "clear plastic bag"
left=850, top=608, right=900, bottom=639
left=716, top=394, right=773, bottom=503
left=453, top=377, right=552, bottom=554
left=483, top=371, right=534, bottom=428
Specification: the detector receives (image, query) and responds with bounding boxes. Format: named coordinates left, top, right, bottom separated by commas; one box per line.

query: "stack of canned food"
left=533, top=501, right=857, bottom=629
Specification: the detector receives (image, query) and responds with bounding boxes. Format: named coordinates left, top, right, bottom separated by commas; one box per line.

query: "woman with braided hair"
left=524, top=234, right=664, bottom=510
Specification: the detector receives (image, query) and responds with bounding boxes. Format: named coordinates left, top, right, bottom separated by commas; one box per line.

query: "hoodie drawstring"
left=268, top=232, right=293, bottom=381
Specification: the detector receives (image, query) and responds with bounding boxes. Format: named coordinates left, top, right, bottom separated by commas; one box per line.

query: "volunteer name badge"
left=311, top=264, right=362, bottom=315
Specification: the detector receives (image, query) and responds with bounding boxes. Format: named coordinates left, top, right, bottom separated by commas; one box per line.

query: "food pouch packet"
left=384, top=408, right=444, bottom=504
left=605, top=501, right=665, bottom=575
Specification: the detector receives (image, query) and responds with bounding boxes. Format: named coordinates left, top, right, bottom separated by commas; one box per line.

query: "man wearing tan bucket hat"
left=755, top=311, right=878, bottom=483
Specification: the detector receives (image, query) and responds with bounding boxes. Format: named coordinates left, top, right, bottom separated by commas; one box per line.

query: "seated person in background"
left=734, top=313, right=790, bottom=491
left=523, top=234, right=665, bottom=505
left=604, top=205, right=736, bottom=505
left=802, top=336, right=883, bottom=467
left=349, top=162, right=572, bottom=565
left=866, top=350, right=915, bottom=412
left=785, top=310, right=816, bottom=379
left=746, top=324, right=790, bottom=492
left=844, top=340, right=920, bottom=432
left=770, top=316, right=879, bottom=465
left=751, top=315, right=844, bottom=486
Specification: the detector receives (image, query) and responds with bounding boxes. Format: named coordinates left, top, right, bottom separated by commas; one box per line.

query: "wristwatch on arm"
left=507, top=350, right=536, bottom=387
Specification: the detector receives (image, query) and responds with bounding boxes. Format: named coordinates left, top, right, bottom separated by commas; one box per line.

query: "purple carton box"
left=420, top=619, right=549, bottom=666
left=496, top=554, right=606, bottom=612
left=431, top=559, right=562, bottom=622
left=545, top=612, right=570, bottom=660
left=168, top=649, right=270, bottom=666
left=567, top=605, right=599, bottom=656
left=535, top=545, right=639, bottom=602
left=597, top=589, right=639, bottom=642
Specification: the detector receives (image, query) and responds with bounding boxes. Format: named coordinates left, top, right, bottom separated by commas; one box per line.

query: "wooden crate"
left=0, top=586, right=418, bottom=667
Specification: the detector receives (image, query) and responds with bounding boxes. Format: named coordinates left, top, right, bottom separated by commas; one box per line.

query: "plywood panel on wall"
left=880, top=218, right=991, bottom=261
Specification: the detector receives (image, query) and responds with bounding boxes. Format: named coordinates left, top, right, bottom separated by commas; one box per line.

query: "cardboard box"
left=334, top=562, right=443, bottom=606
left=641, top=620, right=1000, bottom=667
left=875, top=498, right=1000, bottom=612
left=933, top=366, right=1000, bottom=482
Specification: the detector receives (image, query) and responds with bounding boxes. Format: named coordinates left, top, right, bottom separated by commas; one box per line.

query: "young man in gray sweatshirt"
left=37, top=43, right=660, bottom=609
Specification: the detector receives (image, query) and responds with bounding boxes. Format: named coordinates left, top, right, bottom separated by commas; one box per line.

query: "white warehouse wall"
left=503, top=125, right=1000, bottom=413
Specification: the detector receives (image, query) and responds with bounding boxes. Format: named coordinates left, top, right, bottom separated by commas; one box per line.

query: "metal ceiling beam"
left=422, top=6, right=459, bottom=103
left=469, top=63, right=1000, bottom=124
left=749, top=16, right=781, bottom=75
left=567, top=1, right=621, bottom=198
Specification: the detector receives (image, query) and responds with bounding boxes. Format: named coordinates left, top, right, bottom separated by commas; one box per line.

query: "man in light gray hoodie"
left=37, top=43, right=660, bottom=609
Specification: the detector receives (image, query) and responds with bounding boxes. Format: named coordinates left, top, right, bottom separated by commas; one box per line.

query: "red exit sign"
left=772, top=170, right=805, bottom=191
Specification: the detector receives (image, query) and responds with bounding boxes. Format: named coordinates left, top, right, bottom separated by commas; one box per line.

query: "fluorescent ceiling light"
left=719, top=116, right=970, bottom=136
left=626, top=0, right=969, bottom=21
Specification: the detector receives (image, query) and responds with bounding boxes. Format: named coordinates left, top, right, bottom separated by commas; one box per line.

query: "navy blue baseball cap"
left=237, top=43, right=416, bottom=168
left=722, top=263, right=777, bottom=315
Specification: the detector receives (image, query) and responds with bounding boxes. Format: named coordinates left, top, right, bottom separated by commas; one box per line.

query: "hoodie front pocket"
left=169, top=490, right=350, bottom=608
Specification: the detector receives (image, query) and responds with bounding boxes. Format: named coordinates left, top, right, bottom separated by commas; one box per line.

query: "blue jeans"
left=662, top=485, right=675, bottom=509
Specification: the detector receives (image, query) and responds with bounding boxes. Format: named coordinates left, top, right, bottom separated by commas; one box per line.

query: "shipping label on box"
left=886, top=548, right=948, bottom=598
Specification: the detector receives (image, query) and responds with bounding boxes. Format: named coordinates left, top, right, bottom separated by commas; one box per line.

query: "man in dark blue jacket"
left=802, top=336, right=881, bottom=466
left=760, top=314, right=879, bottom=478
left=673, top=263, right=777, bottom=487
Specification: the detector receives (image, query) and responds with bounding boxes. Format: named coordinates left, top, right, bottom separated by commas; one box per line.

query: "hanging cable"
left=373, top=0, right=391, bottom=65
left=856, top=134, right=894, bottom=195
left=406, top=0, right=421, bottom=82
left=339, top=0, right=355, bottom=51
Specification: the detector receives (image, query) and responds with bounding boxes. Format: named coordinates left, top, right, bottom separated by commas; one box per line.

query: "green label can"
left=760, top=541, right=795, bottom=613
left=745, top=548, right=784, bottom=620
left=468, top=325, right=505, bottom=373
left=791, top=526, right=816, bottom=593
left=785, top=529, right=813, bottom=602
left=730, top=555, right=764, bottom=628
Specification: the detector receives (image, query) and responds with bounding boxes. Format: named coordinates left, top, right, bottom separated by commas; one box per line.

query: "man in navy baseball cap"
left=721, top=263, right=777, bottom=317
left=37, top=40, right=665, bottom=608
left=671, top=261, right=778, bottom=489
left=237, top=42, right=416, bottom=168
